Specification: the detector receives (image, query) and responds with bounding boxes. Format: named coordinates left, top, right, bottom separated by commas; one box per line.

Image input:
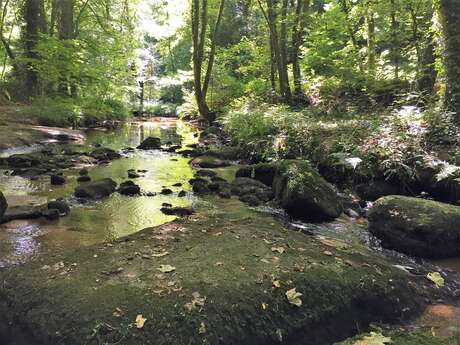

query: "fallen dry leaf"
left=271, top=246, right=285, bottom=254
left=135, top=314, right=147, bottom=329
left=272, top=280, right=281, bottom=288
left=198, top=322, right=207, bottom=334
left=286, top=288, right=303, bottom=307
left=158, top=265, right=176, bottom=273
left=427, top=272, right=445, bottom=288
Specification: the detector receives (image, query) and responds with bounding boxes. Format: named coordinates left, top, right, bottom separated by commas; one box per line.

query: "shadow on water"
left=0, top=119, right=199, bottom=268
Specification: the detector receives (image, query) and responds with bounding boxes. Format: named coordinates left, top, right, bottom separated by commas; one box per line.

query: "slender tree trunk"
left=291, top=0, right=309, bottom=100
left=192, top=0, right=225, bottom=123
left=438, top=0, right=460, bottom=120
left=58, top=0, right=75, bottom=96
left=278, top=0, right=291, bottom=102
left=23, top=0, right=46, bottom=97
left=417, top=35, right=436, bottom=95
left=366, top=6, right=376, bottom=78
left=390, top=0, right=400, bottom=80
left=339, top=0, right=363, bottom=73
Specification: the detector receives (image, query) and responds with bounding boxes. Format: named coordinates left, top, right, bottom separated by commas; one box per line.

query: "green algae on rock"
left=0, top=198, right=424, bottom=345
left=368, top=195, right=460, bottom=258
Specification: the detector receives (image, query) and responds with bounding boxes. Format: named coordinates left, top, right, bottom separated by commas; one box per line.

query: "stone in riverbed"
left=0, top=190, right=7, bottom=220
left=356, top=180, right=404, bottom=201
left=89, top=148, right=121, bottom=161
left=160, top=206, right=194, bottom=217
left=273, top=160, right=343, bottom=222
left=368, top=195, right=460, bottom=258
left=74, top=178, right=117, bottom=199
left=79, top=169, right=89, bottom=176
left=48, top=199, right=70, bottom=216
left=77, top=175, right=91, bottom=183
left=137, top=137, right=162, bottom=150
left=50, top=174, right=66, bottom=186
left=128, top=170, right=141, bottom=178
left=118, top=181, right=141, bottom=196
left=236, top=163, right=277, bottom=187
left=191, top=156, right=230, bottom=169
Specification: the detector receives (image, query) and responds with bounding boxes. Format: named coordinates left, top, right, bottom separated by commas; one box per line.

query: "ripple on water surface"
left=0, top=119, right=198, bottom=267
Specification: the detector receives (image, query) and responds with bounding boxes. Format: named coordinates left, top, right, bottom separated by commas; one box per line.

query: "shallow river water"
left=0, top=119, right=198, bottom=267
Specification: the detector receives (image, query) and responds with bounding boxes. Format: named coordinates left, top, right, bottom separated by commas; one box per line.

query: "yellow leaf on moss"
left=158, top=265, right=176, bottom=273
left=285, top=288, right=303, bottom=307
left=135, top=314, right=147, bottom=329
left=427, top=272, right=445, bottom=288
left=353, top=332, right=392, bottom=345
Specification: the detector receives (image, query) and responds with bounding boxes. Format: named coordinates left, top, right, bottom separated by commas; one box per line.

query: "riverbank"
left=0, top=105, right=84, bottom=151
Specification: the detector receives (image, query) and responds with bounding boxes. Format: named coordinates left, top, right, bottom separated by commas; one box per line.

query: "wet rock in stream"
left=50, top=174, right=66, bottom=186
left=137, top=137, right=162, bottom=150
left=191, top=155, right=231, bottom=169
left=160, top=206, right=195, bottom=217
left=74, top=178, right=117, bottom=199
left=47, top=199, right=71, bottom=216
left=118, top=181, right=141, bottom=196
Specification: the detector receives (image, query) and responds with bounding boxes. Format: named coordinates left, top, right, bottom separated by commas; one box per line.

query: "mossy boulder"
left=74, top=178, right=117, bottom=199
left=0, top=198, right=424, bottom=345
left=368, top=196, right=460, bottom=258
left=0, top=190, right=7, bottom=220
left=191, top=156, right=231, bottom=169
left=273, top=160, right=343, bottom=222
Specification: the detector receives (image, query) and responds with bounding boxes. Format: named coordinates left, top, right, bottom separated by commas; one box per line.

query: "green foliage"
left=32, top=97, right=82, bottom=127
left=159, top=83, right=184, bottom=104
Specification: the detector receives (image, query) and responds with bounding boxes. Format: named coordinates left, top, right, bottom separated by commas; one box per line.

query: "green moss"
left=0, top=198, right=425, bottom=345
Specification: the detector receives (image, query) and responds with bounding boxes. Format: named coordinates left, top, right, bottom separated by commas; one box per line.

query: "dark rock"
left=0, top=190, right=7, bottom=220
left=178, top=149, right=201, bottom=158
left=128, top=170, right=141, bottom=179
left=1, top=207, right=42, bottom=224
left=160, top=206, right=194, bottom=217
left=192, top=179, right=211, bottom=195
left=137, top=137, right=162, bottom=150
left=368, top=195, right=460, bottom=258
left=79, top=169, right=89, bottom=176
left=191, top=156, right=230, bottom=169
left=356, top=181, right=403, bottom=201
left=273, top=160, right=343, bottom=222
left=164, top=145, right=182, bottom=153
left=75, top=178, right=117, bottom=199
left=118, top=181, right=141, bottom=196
left=172, top=183, right=183, bottom=187
left=77, top=175, right=91, bottom=183
left=90, top=148, right=121, bottom=161
left=217, top=189, right=232, bottom=199
left=51, top=174, right=66, bottom=186
left=160, top=188, right=173, bottom=195
left=239, top=194, right=262, bottom=206
left=48, top=199, right=70, bottom=216
left=204, top=146, right=240, bottom=161
left=236, top=163, right=277, bottom=187
left=196, top=170, right=217, bottom=178
left=178, top=191, right=187, bottom=198
left=41, top=209, right=60, bottom=220
left=6, top=153, right=42, bottom=168
left=162, top=203, right=173, bottom=208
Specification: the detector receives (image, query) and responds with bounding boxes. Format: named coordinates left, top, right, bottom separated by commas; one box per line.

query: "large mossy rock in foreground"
left=0, top=198, right=424, bottom=345
left=368, top=196, right=460, bottom=258
left=74, top=178, right=117, bottom=199
left=0, top=190, right=7, bottom=219
left=274, top=160, right=343, bottom=222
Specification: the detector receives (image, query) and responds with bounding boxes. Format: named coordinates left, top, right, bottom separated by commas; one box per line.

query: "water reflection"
left=0, top=119, right=198, bottom=267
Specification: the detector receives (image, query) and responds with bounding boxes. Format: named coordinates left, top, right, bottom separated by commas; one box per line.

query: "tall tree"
left=437, top=0, right=460, bottom=120
left=192, top=0, right=225, bottom=123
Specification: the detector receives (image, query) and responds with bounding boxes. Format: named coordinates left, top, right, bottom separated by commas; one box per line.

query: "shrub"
left=31, top=97, right=82, bottom=127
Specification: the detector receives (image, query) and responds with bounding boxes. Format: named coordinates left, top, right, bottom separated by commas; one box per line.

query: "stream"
left=0, top=119, right=198, bottom=268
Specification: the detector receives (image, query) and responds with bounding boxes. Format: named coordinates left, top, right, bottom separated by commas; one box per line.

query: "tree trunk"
left=58, top=0, right=75, bottom=96
left=438, top=0, right=460, bottom=119
left=291, top=0, right=309, bottom=100
left=416, top=36, right=436, bottom=95
left=366, top=6, right=376, bottom=78
left=23, top=0, right=46, bottom=97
